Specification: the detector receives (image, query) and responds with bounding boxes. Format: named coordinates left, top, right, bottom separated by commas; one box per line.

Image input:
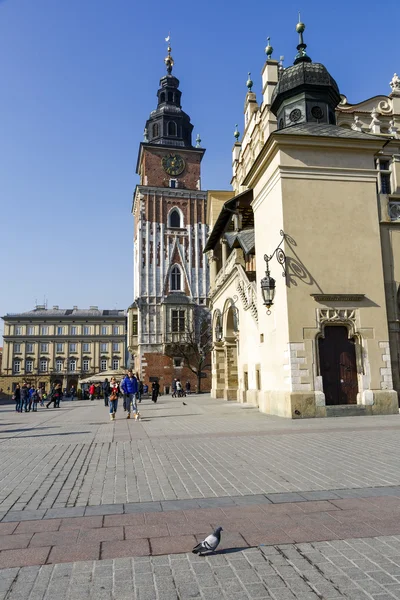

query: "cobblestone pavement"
left=2, top=395, right=400, bottom=598
left=0, top=396, right=400, bottom=512
left=4, top=537, right=400, bottom=599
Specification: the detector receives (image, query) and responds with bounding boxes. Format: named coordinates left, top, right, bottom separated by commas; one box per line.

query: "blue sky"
left=1, top=0, right=399, bottom=340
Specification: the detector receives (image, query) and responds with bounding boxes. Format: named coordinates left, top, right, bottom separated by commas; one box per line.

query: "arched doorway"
left=223, top=304, right=239, bottom=401
left=318, top=326, right=358, bottom=405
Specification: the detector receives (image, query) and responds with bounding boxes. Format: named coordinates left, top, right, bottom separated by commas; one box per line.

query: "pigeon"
left=192, top=527, right=223, bottom=555
left=182, top=402, right=187, bottom=406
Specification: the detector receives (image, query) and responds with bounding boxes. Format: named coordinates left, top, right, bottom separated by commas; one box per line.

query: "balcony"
left=215, top=248, right=245, bottom=289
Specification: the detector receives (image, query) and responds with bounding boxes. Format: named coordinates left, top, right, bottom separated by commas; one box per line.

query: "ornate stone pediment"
left=311, top=294, right=365, bottom=302
left=338, top=95, right=392, bottom=116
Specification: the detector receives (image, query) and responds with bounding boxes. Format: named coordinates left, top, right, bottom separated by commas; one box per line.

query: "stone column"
left=211, top=342, right=225, bottom=399
left=223, top=338, right=238, bottom=401
left=208, top=253, right=218, bottom=291
left=221, top=239, right=228, bottom=266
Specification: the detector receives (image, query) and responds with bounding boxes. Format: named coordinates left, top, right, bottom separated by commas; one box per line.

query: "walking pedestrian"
left=89, top=383, right=96, bottom=401
left=152, top=380, right=160, bottom=403
left=102, top=378, right=110, bottom=407
left=32, top=387, right=39, bottom=411
left=108, top=377, right=119, bottom=421
left=55, top=384, right=63, bottom=407
left=70, top=385, right=75, bottom=400
left=121, top=370, right=138, bottom=419
left=176, top=379, right=183, bottom=398
left=37, top=387, right=44, bottom=407
left=13, top=384, right=21, bottom=412
left=28, top=385, right=36, bottom=411
left=171, top=378, right=177, bottom=398
left=137, top=378, right=143, bottom=404
left=21, top=382, right=29, bottom=412
left=185, top=380, right=191, bottom=395
left=46, top=383, right=62, bottom=408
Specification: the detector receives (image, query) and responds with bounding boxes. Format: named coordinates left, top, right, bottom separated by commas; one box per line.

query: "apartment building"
left=0, top=305, right=127, bottom=392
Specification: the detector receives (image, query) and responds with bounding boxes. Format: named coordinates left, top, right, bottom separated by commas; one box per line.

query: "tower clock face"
left=162, top=153, right=185, bottom=176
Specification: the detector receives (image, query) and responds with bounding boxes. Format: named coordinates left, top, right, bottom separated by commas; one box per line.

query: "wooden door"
left=318, top=326, right=358, bottom=405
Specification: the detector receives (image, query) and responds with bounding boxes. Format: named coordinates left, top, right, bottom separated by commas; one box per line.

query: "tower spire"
left=164, top=34, right=174, bottom=74
left=294, top=15, right=312, bottom=64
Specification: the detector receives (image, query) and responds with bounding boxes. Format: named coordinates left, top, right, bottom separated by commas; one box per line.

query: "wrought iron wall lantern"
left=261, top=230, right=286, bottom=314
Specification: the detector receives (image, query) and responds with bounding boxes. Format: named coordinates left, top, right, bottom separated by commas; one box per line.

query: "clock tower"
left=129, top=44, right=210, bottom=391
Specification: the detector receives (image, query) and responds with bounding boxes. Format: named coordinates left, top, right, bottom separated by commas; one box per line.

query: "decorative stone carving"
left=388, top=119, right=399, bottom=137
left=369, top=107, right=381, bottom=134
left=389, top=202, right=400, bottom=221
left=377, top=99, right=392, bottom=114
left=352, top=114, right=363, bottom=132
left=318, top=309, right=357, bottom=337
left=390, top=73, right=400, bottom=95
left=236, top=265, right=258, bottom=322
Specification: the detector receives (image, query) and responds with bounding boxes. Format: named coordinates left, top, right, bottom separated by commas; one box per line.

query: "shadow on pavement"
left=0, top=431, right=90, bottom=439
left=215, top=547, right=250, bottom=555
left=0, top=426, right=59, bottom=433
left=136, top=413, right=199, bottom=419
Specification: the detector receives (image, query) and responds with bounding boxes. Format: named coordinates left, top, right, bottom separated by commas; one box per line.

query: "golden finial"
left=164, top=33, right=174, bottom=74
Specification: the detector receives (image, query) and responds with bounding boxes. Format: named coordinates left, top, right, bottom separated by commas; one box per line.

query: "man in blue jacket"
left=121, top=370, right=138, bottom=419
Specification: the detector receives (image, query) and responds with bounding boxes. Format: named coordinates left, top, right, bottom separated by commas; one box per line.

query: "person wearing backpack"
left=102, top=378, right=110, bottom=407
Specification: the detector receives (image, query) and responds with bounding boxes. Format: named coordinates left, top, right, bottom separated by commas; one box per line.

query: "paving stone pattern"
left=1, top=495, right=400, bottom=569
left=3, top=537, right=400, bottom=599
left=1, top=397, right=400, bottom=511
left=2, top=395, right=400, bottom=598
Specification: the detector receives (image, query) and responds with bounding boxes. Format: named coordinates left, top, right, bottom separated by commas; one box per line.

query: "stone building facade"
left=0, top=306, right=127, bottom=393
left=205, top=23, right=400, bottom=417
left=128, top=45, right=211, bottom=392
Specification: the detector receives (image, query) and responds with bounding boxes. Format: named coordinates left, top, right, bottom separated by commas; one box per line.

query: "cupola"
left=270, top=20, right=341, bottom=129
left=144, top=42, right=194, bottom=147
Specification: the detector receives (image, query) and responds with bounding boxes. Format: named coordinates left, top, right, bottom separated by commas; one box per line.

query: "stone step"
left=326, top=404, right=368, bottom=418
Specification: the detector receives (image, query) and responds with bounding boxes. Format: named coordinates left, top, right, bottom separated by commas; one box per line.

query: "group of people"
left=13, top=382, right=64, bottom=412
left=171, top=378, right=191, bottom=398
left=13, top=372, right=194, bottom=419
left=91, top=370, right=161, bottom=421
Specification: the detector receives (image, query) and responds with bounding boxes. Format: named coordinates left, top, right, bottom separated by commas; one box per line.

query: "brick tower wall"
left=140, top=353, right=211, bottom=394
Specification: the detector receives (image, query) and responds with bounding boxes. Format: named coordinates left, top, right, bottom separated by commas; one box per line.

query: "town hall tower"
left=128, top=44, right=209, bottom=391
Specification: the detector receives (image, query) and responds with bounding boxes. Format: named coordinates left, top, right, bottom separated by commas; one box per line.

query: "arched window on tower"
left=168, top=121, right=177, bottom=136
left=169, top=208, right=181, bottom=228
left=160, top=92, right=166, bottom=103
left=171, top=265, right=182, bottom=291
left=152, top=123, right=159, bottom=138
left=168, top=91, right=173, bottom=102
